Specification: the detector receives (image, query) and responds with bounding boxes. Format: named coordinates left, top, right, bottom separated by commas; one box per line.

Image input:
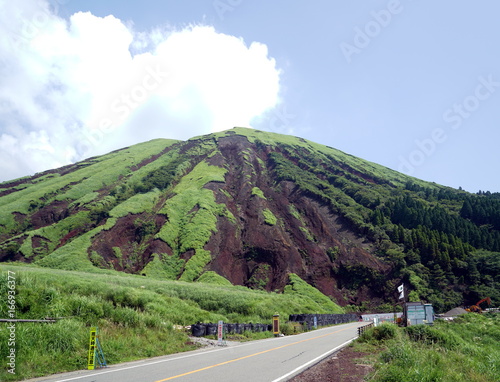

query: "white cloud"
left=0, top=0, right=281, bottom=182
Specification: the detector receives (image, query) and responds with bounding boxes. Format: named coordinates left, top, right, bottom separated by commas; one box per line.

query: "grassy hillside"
left=0, top=264, right=342, bottom=381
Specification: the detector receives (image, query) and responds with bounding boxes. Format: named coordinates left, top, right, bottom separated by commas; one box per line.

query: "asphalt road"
left=28, top=322, right=366, bottom=382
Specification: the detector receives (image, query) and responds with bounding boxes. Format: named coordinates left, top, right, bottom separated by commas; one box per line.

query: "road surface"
left=28, top=322, right=366, bottom=382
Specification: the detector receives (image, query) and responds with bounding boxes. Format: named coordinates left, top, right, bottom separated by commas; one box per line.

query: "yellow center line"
left=155, top=324, right=357, bottom=382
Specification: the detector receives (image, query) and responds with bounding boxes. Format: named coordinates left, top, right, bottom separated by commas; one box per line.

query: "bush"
left=360, top=322, right=397, bottom=343
left=405, top=324, right=460, bottom=350
left=262, top=208, right=277, bottom=225
left=280, top=322, right=304, bottom=335
left=374, top=323, right=397, bottom=341
left=280, top=322, right=291, bottom=336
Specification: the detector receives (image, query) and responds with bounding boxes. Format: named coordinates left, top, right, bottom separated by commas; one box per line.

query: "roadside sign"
left=87, top=327, right=97, bottom=370
left=217, top=321, right=224, bottom=346
left=273, top=314, right=280, bottom=336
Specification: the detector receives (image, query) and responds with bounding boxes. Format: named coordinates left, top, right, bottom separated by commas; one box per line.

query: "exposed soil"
left=89, top=213, right=169, bottom=272
left=205, top=135, right=389, bottom=303
left=290, top=346, right=373, bottom=382
left=2, top=132, right=391, bottom=306
left=30, top=200, right=69, bottom=228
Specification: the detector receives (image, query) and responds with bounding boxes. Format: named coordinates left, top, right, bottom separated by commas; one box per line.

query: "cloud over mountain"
left=0, top=0, right=281, bottom=182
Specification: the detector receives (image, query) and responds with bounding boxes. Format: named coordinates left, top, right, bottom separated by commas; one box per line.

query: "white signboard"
left=217, top=320, right=224, bottom=345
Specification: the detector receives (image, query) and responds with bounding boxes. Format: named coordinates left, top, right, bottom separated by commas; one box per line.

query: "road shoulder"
left=289, top=345, right=374, bottom=382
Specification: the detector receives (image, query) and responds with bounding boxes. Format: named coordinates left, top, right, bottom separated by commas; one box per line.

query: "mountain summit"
left=1, top=128, right=499, bottom=311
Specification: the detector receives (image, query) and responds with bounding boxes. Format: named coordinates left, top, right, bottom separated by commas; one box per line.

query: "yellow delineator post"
left=273, top=313, right=280, bottom=336
left=88, top=327, right=97, bottom=370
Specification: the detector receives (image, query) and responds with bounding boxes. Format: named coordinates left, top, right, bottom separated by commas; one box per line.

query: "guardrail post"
left=358, top=322, right=374, bottom=336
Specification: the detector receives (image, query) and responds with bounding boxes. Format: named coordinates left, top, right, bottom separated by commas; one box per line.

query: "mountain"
left=1, top=127, right=499, bottom=312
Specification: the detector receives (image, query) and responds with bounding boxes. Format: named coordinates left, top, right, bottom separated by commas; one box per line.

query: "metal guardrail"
left=357, top=322, right=374, bottom=336
left=288, top=313, right=359, bottom=329
left=191, top=322, right=272, bottom=337
left=0, top=318, right=57, bottom=323
left=191, top=314, right=360, bottom=337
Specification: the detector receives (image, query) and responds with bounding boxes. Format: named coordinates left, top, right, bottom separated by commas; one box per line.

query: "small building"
left=403, top=302, right=434, bottom=325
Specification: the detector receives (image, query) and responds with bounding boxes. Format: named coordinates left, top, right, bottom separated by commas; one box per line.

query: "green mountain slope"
left=1, top=127, right=499, bottom=311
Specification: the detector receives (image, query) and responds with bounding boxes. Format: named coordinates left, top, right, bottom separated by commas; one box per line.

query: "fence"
left=288, top=314, right=359, bottom=330
left=360, top=313, right=402, bottom=323
left=357, top=323, right=374, bottom=336
left=191, top=322, right=272, bottom=337
left=191, top=314, right=359, bottom=337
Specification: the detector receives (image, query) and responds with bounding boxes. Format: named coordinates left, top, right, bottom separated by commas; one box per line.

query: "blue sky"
left=1, top=1, right=499, bottom=192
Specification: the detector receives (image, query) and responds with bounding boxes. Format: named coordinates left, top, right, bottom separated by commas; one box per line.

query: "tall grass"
left=284, top=273, right=344, bottom=314
left=357, top=314, right=500, bottom=382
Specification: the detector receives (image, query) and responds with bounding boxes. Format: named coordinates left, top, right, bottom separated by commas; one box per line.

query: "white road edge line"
left=49, top=346, right=232, bottom=382
left=270, top=337, right=358, bottom=382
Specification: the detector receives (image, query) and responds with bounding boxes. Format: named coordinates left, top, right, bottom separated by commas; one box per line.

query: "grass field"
left=0, top=264, right=343, bottom=381
left=355, top=313, right=500, bottom=382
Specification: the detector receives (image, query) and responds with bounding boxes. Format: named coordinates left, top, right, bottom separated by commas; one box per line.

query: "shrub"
left=280, top=322, right=304, bottom=335
left=262, top=208, right=277, bottom=225
left=405, top=324, right=460, bottom=350
left=373, top=323, right=398, bottom=341
left=251, top=187, right=267, bottom=199
left=359, top=322, right=397, bottom=343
